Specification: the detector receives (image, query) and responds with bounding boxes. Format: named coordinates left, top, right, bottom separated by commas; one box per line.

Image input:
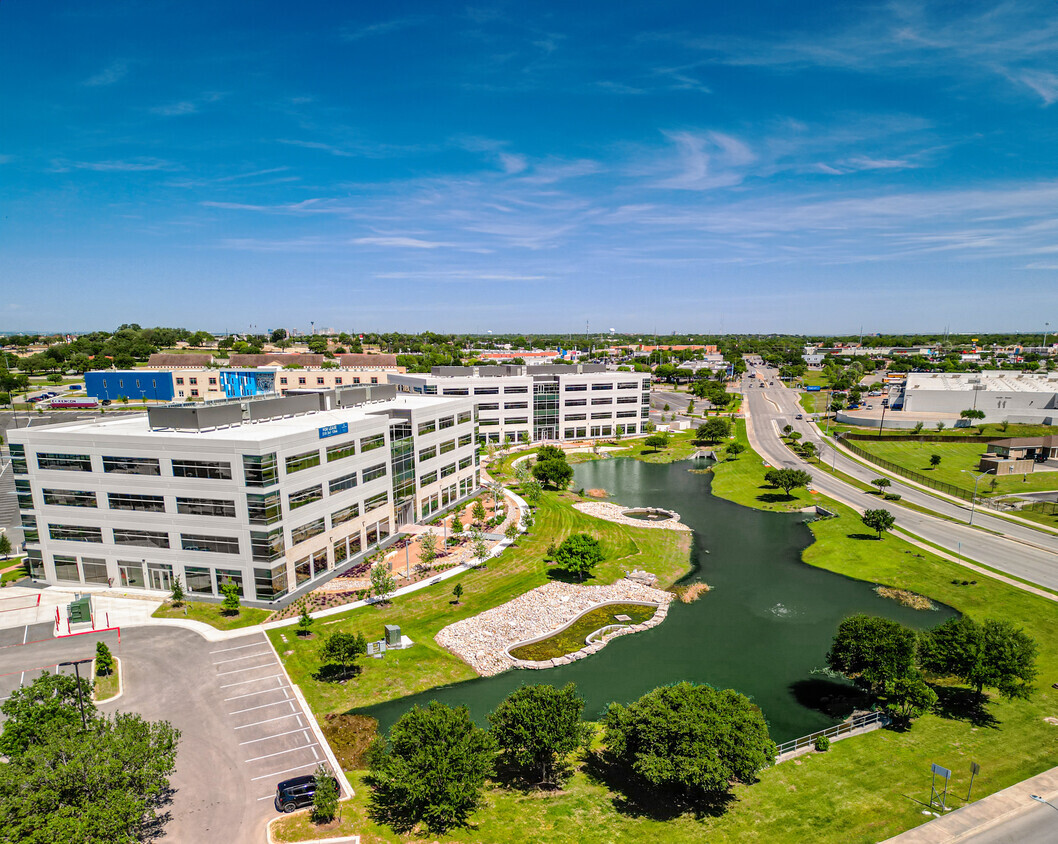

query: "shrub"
left=814, top=735, right=830, bottom=752
left=884, top=493, right=902, bottom=501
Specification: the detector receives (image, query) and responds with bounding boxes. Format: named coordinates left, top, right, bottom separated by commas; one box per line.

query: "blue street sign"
left=318, top=422, right=349, bottom=439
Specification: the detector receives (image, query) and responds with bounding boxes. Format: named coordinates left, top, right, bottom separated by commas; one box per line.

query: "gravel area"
left=573, top=501, right=692, bottom=531
left=436, top=579, right=674, bottom=676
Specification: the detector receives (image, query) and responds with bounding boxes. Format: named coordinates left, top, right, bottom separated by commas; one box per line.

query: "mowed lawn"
left=709, top=420, right=817, bottom=512
left=268, top=489, right=692, bottom=716
left=851, top=439, right=1058, bottom=496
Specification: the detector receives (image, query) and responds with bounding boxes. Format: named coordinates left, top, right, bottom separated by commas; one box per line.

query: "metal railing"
left=1022, top=499, right=1058, bottom=517
left=775, top=711, right=889, bottom=760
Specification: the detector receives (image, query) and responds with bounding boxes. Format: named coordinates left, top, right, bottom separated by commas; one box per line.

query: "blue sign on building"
left=318, top=422, right=349, bottom=439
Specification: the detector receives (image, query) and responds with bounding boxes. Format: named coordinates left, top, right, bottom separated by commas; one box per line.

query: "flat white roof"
left=905, top=370, right=1058, bottom=393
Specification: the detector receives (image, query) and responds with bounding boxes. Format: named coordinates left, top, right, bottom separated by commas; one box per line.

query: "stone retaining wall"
left=435, top=579, right=675, bottom=676
left=573, top=501, right=691, bottom=531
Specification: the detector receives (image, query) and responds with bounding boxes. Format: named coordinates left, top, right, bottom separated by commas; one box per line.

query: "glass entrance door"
left=148, top=566, right=172, bottom=592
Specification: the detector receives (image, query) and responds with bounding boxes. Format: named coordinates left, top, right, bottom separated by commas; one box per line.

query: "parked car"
left=796, top=414, right=803, bottom=420
left=275, top=774, right=340, bottom=813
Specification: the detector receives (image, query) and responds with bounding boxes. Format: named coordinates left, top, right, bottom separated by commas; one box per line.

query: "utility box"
left=384, top=625, right=401, bottom=647
left=68, top=595, right=92, bottom=624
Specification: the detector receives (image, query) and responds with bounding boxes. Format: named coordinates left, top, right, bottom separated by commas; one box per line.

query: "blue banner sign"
left=318, top=422, right=349, bottom=439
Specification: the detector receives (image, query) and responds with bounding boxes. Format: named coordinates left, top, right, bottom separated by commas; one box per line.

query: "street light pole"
left=962, top=469, right=995, bottom=527
left=59, top=658, right=93, bottom=730
left=1030, top=794, right=1058, bottom=813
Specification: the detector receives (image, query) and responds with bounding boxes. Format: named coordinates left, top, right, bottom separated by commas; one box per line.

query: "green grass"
left=851, top=439, right=1058, bottom=497
left=708, top=420, right=816, bottom=512
left=93, top=659, right=120, bottom=702
left=832, top=422, right=1058, bottom=440
left=269, top=490, right=692, bottom=716
left=151, top=600, right=271, bottom=630
left=799, top=371, right=830, bottom=387
left=508, top=603, right=657, bottom=660
left=608, top=431, right=700, bottom=463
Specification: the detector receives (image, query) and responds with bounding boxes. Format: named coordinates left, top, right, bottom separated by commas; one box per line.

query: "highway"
left=738, top=370, right=1058, bottom=592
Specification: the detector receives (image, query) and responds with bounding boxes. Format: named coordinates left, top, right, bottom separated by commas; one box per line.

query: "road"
left=954, top=801, right=1058, bottom=843
left=741, top=369, right=1058, bottom=592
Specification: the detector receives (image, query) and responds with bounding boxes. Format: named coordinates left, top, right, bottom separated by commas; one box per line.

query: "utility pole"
left=59, top=658, right=93, bottom=730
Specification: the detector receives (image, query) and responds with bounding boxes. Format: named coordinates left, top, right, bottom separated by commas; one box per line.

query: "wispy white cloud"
left=375, top=271, right=548, bottom=282
left=652, top=131, right=755, bottom=190
left=499, top=153, right=528, bottom=174
left=340, top=16, right=430, bottom=42
left=353, top=236, right=456, bottom=249
left=151, top=92, right=226, bottom=117
left=52, top=157, right=176, bottom=173
left=83, top=59, right=129, bottom=87
left=1011, top=69, right=1058, bottom=105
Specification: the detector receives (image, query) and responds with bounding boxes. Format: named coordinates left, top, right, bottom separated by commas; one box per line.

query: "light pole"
left=877, top=397, right=888, bottom=437
left=58, top=657, right=93, bottom=730
left=1030, top=794, right=1058, bottom=813
left=961, top=468, right=996, bottom=526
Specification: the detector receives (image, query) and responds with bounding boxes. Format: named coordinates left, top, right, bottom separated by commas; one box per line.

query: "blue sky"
left=3, top=1, right=1057, bottom=335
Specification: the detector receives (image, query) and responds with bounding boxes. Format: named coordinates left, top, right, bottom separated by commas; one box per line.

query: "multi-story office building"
left=390, top=364, right=651, bottom=443
left=10, top=387, right=478, bottom=605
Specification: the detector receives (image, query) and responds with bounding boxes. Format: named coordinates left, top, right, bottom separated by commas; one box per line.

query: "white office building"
left=390, top=364, right=651, bottom=443
left=10, top=386, right=479, bottom=605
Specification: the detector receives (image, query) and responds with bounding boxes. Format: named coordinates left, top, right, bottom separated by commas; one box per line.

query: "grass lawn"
left=152, top=600, right=271, bottom=630
left=851, top=439, right=1058, bottom=497
left=800, top=371, right=830, bottom=387
left=609, top=431, right=700, bottom=463
left=708, top=420, right=816, bottom=512
left=268, top=489, right=692, bottom=716
left=93, top=658, right=121, bottom=702
left=832, top=422, right=1058, bottom=440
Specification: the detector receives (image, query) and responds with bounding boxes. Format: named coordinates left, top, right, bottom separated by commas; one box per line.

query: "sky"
left=2, top=0, right=1058, bottom=336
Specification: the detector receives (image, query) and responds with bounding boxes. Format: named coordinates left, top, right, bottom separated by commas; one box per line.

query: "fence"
left=841, top=433, right=996, bottom=444
left=775, top=711, right=889, bottom=760
left=837, top=436, right=1000, bottom=510
left=1022, top=499, right=1058, bottom=517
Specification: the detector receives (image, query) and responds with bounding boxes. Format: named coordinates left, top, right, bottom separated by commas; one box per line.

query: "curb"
left=91, top=655, right=123, bottom=704
left=264, top=804, right=360, bottom=844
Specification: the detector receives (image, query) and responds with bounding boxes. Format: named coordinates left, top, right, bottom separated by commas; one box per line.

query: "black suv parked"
left=274, top=774, right=340, bottom=813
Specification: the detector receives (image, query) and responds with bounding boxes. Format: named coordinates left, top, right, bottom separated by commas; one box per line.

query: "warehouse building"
left=10, top=386, right=478, bottom=605
left=896, top=371, right=1058, bottom=424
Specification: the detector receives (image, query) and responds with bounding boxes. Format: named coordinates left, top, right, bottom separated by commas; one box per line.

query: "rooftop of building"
left=147, top=353, right=215, bottom=368
left=396, top=363, right=614, bottom=378
left=905, top=370, right=1058, bottom=392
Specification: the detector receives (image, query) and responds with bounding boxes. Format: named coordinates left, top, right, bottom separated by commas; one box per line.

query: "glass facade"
left=177, top=497, right=237, bottom=518
left=326, top=440, right=356, bottom=462
left=38, top=453, right=93, bottom=472
left=251, top=528, right=285, bottom=562
left=103, top=456, right=161, bottom=475
left=44, top=489, right=98, bottom=508
left=247, top=491, right=282, bottom=524
left=10, top=444, right=28, bottom=475
left=181, top=534, right=239, bottom=554
left=533, top=381, right=559, bottom=440
left=49, top=524, right=102, bottom=543
left=389, top=422, right=416, bottom=524
left=288, top=484, right=323, bottom=511
left=173, top=459, right=233, bottom=480
left=284, top=450, right=320, bottom=474
left=15, top=479, right=33, bottom=509
left=114, top=528, right=170, bottom=548
left=243, top=453, right=278, bottom=487
left=108, top=493, right=166, bottom=513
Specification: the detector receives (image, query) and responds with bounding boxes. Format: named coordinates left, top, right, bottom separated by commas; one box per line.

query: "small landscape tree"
left=297, top=602, right=314, bottom=637
left=532, top=455, right=573, bottom=489
left=643, top=433, right=669, bottom=453
left=452, top=582, right=463, bottom=604
left=319, top=631, right=367, bottom=680
left=800, top=441, right=817, bottom=461
left=726, top=442, right=745, bottom=460
left=504, top=520, right=520, bottom=543
left=220, top=582, right=241, bottom=615
left=449, top=515, right=464, bottom=539
left=883, top=674, right=938, bottom=724
left=553, top=533, right=603, bottom=582
left=95, top=641, right=114, bottom=676
left=870, top=478, right=891, bottom=494
left=418, top=531, right=438, bottom=568
left=370, top=563, right=396, bottom=603
left=169, top=575, right=184, bottom=607
left=861, top=508, right=896, bottom=539
left=0, top=533, right=11, bottom=560
left=935, top=421, right=946, bottom=432
left=912, top=421, right=925, bottom=434
left=472, top=500, right=488, bottom=524
left=311, top=764, right=339, bottom=823
left=469, top=529, right=491, bottom=567
left=781, top=424, right=793, bottom=437
left=488, top=683, right=586, bottom=786
left=929, top=454, right=942, bottom=469
left=521, top=478, right=543, bottom=506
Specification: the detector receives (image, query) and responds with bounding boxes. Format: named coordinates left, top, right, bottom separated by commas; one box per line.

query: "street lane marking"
left=217, top=661, right=278, bottom=676
left=212, top=651, right=272, bottom=665
left=229, top=699, right=297, bottom=715
left=224, top=687, right=289, bottom=702
left=245, top=743, right=317, bottom=763
left=239, top=727, right=310, bottom=745
left=251, top=762, right=317, bottom=781
left=234, top=713, right=301, bottom=730
left=219, top=673, right=282, bottom=689
left=210, top=641, right=267, bottom=654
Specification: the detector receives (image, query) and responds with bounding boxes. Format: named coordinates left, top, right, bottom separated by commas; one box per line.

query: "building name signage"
left=318, top=422, right=349, bottom=439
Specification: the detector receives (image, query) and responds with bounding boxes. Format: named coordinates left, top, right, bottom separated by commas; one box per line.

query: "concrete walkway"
left=882, top=765, right=1058, bottom=842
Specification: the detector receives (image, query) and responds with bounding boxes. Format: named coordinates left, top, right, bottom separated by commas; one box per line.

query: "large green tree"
left=553, top=533, right=604, bottom=582
left=319, top=631, right=367, bottom=680
left=696, top=418, right=731, bottom=443
left=826, top=615, right=917, bottom=695
left=488, top=683, right=585, bottom=786
left=603, top=682, right=775, bottom=803
left=763, top=467, right=812, bottom=497
left=531, top=454, right=573, bottom=489
left=366, top=701, right=495, bottom=834
left=919, top=616, right=1038, bottom=700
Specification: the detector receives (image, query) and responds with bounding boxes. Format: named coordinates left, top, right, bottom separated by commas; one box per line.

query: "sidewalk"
left=882, top=766, right=1058, bottom=842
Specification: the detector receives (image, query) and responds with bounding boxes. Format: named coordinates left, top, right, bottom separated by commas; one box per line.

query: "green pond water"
left=508, top=603, right=658, bottom=661
left=358, top=459, right=955, bottom=742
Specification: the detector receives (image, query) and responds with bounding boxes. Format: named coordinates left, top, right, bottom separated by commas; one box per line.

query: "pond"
left=358, top=458, right=955, bottom=742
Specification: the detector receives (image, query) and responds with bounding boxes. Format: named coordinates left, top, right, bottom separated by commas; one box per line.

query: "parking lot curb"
left=264, top=808, right=360, bottom=844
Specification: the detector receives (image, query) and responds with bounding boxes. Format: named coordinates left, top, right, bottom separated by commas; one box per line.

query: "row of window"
left=39, top=523, right=241, bottom=554
left=436, top=382, right=645, bottom=396
left=289, top=489, right=389, bottom=547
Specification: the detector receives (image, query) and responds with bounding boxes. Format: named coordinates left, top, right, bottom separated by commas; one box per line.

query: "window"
left=290, top=518, right=326, bottom=546
left=175, top=377, right=184, bottom=385
left=243, top=453, right=278, bottom=487
left=505, top=417, right=528, bottom=424
left=251, top=528, right=285, bottom=562
left=564, top=384, right=587, bottom=392
left=326, top=440, right=356, bottom=462
left=209, top=377, right=217, bottom=386
left=364, top=491, right=388, bottom=513
left=216, top=569, right=244, bottom=596
left=103, top=456, right=160, bottom=475
left=49, top=524, right=103, bottom=543
left=474, top=387, right=499, bottom=395
left=43, top=489, right=97, bottom=508
left=478, top=402, right=500, bottom=411
left=459, top=455, right=473, bottom=470
left=331, top=503, right=360, bottom=526
left=335, top=377, right=342, bottom=385
left=9, top=444, right=27, bottom=475
left=591, top=412, right=612, bottom=420
left=478, top=418, right=499, bottom=426
left=441, top=462, right=456, bottom=479
left=173, top=460, right=232, bottom=480
left=81, top=558, right=109, bottom=585
left=21, top=514, right=39, bottom=543
left=503, top=401, right=528, bottom=410
left=458, top=410, right=473, bottom=424
left=288, top=484, right=323, bottom=511
left=15, top=479, right=33, bottom=509
left=442, top=387, right=469, bottom=395
left=418, top=445, right=437, bottom=462
left=247, top=491, right=282, bottom=524
left=177, top=497, right=236, bottom=518
left=190, top=389, right=199, bottom=397
left=284, top=450, right=320, bottom=474
left=118, top=561, right=145, bottom=588
left=438, top=415, right=455, bottom=430
left=617, top=395, right=637, bottom=403
left=419, top=470, right=438, bottom=487
left=458, top=434, right=473, bottom=447
left=280, top=377, right=288, bottom=385
left=189, top=377, right=197, bottom=385
left=37, top=453, right=92, bottom=472
left=504, top=385, right=528, bottom=394
left=565, top=398, right=587, bottom=406
left=114, top=528, right=169, bottom=548
left=617, top=382, right=638, bottom=390
left=54, top=555, right=80, bottom=582
left=565, top=413, right=586, bottom=421
left=254, top=566, right=287, bottom=601
left=591, top=383, right=614, bottom=391
left=362, top=463, right=387, bottom=483
left=108, top=493, right=165, bottom=513
left=185, top=566, right=214, bottom=595
left=181, top=534, right=239, bottom=554
left=617, top=410, right=638, bottom=418
left=591, top=397, right=613, bottom=405
left=360, top=433, right=386, bottom=452
left=328, top=471, right=358, bottom=494
left=316, top=377, right=325, bottom=385
left=298, top=377, right=306, bottom=385
left=417, top=420, right=436, bottom=436
left=439, top=439, right=456, bottom=455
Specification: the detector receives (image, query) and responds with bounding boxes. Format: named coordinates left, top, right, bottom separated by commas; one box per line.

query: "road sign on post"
left=930, top=764, right=952, bottom=812
left=967, top=762, right=980, bottom=802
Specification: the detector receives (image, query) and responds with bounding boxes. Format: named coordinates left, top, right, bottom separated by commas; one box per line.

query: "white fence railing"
left=775, top=711, right=889, bottom=760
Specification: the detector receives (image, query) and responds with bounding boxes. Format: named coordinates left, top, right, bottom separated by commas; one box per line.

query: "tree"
left=270, top=328, right=288, bottom=343
left=696, top=418, right=730, bottom=443
left=95, top=641, right=114, bottom=677
left=603, top=682, right=775, bottom=802
left=800, top=441, right=817, bottom=461
left=469, top=529, right=491, bottom=566
left=449, top=515, right=464, bottom=538
left=504, top=520, right=520, bottom=543
left=726, top=442, right=745, bottom=459
left=781, top=424, right=793, bottom=437
left=522, top=478, right=543, bottom=505
left=532, top=456, right=573, bottom=489
left=170, top=575, right=184, bottom=607
left=960, top=408, right=986, bottom=423
left=826, top=615, right=917, bottom=695
left=452, top=582, right=464, bottom=604
left=519, top=431, right=531, bottom=448
left=220, top=582, right=241, bottom=615
left=297, top=602, right=314, bottom=637
left=488, top=683, right=585, bottom=786
left=553, top=533, right=604, bottom=582
left=884, top=674, right=938, bottom=723
left=919, top=616, right=1038, bottom=700
left=370, top=563, right=396, bottom=603
left=366, top=701, right=495, bottom=834
left=312, top=763, right=339, bottom=823
left=0, top=671, right=94, bottom=756
left=912, top=421, right=925, bottom=434
left=929, top=454, right=942, bottom=469
left=0, top=533, right=10, bottom=560
left=763, top=467, right=812, bottom=497
left=871, top=477, right=892, bottom=494
left=935, top=421, right=946, bottom=432
left=319, top=631, right=367, bottom=680
left=861, top=508, right=896, bottom=538
left=472, top=500, right=488, bottom=524
left=643, top=433, right=670, bottom=453
left=418, top=530, right=438, bottom=568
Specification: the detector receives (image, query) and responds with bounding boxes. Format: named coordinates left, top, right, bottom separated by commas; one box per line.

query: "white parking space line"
left=21, top=626, right=28, bottom=645
left=234, top=713, right=301, bottom=730
left=229, top=699, right=296, bottom=716
left=251, top=762, right=319, bottom=781
left=210, top=641, right=267, bottom=654
left=245, top=743, right=316, bottom=764
left=257, top=795, right=278, bottom=801
left=224, top=686, right=287, bottom=702
left=239, top=727, right=310, bottom=746
left=217, top=662, right=278, bottom=676
left=212, top=651, right=272, bottom=665
left=220, top=673, right=283, bottom=689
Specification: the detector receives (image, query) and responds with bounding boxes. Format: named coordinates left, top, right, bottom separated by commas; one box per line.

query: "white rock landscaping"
left=573, top=501, right=691, bottom=531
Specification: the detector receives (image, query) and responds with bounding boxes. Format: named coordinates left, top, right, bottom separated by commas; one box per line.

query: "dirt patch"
left=673, top=582, right=711, bottom=603
left=586, top=488, right=608, bottom=499
left=321, top=714, right=379, bottom=769
left=874, top=586, right=934, bottom=611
